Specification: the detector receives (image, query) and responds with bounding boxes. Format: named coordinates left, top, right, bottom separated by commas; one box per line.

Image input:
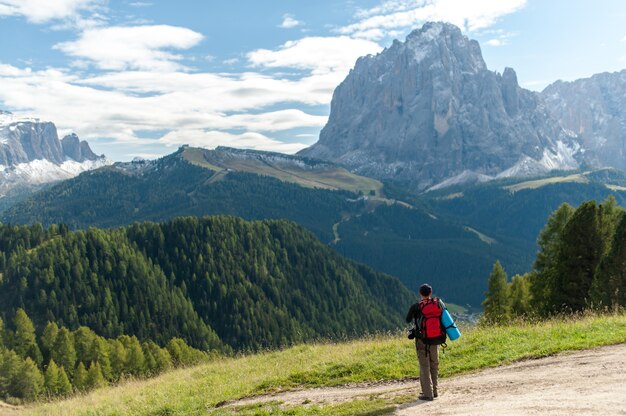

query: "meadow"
left=19, top=313, right=626, bottom=416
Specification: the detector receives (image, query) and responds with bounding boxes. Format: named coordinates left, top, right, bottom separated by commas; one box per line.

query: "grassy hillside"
left=181, top=146, right=383, bottom=196
left=18, top=313, right=626, bottom=415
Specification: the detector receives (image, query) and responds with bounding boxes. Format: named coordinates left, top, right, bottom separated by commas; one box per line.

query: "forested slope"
left=0, top=217, right=414, bottom=351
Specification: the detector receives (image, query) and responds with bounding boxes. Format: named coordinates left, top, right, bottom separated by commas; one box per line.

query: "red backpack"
left=417, top=297, right=447, bottom=345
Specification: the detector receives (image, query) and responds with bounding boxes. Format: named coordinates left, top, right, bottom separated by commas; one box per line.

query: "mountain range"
left=299, top=22, right=626, bottom=191
left=0, top=111, right=109, bottom=209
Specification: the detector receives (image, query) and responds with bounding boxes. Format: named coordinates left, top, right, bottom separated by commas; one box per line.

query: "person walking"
left=406, top=283, right=446, bottom=401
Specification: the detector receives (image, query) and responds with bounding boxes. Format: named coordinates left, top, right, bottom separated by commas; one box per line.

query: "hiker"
left=406, top=283, right=446, bottom=401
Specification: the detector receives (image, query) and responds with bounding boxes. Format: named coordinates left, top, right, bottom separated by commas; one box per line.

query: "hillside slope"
left=15, top=314, right=626, bottom=415
left=0, top=217, right=414, bottom=350
left=2, top=146, right=521, bottom=305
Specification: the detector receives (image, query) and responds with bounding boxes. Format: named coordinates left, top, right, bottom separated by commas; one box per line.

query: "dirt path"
left=225, top=343, right=626, bottom=415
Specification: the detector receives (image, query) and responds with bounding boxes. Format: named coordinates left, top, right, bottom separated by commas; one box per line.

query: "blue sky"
left=0, top=0, right=625, bottom=161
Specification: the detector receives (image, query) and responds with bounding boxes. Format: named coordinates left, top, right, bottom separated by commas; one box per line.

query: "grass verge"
left=20, top=313, right=626, bottom=416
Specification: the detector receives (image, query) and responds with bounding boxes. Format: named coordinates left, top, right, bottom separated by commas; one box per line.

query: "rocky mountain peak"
left=541, top=69, right=626, bottom=171
left=61, top=133, right=99, bottom=162
left=299, top=22, right=580, bottom=190
left=0, top=114, right=110, bottom=198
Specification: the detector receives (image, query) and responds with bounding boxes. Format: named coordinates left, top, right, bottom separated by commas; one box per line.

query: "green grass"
left=180, top=146, right=383, bottom=196
left=20, top=313, right=626, bottom=416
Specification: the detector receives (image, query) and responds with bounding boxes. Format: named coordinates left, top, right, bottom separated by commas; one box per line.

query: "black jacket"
left=406, top=297, right=446, bottom=323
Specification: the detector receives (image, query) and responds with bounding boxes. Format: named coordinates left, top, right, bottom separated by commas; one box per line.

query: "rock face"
left=299, top=22, right=581, bottom=189
left=61, top=133, right=99, bottom=162
left=0, top=111, right=109, bottom=200
left=0, top=112, right=100, bottom=165
left=542, top=70, right=626, bottom=170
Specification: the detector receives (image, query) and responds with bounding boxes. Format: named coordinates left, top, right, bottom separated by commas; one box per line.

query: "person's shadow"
left=396, top=399, right=429, bottom=411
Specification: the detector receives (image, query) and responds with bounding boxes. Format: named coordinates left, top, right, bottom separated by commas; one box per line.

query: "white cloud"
left=622, top=36, right=626, bottom=42
left=159, top=130, right=308, bottom=154
left=340, top=0, right=527, bottom=39
left=0, top=64, right=328, bottom=156
left=248, top=36, right=382, bottom=75
left=0, top=0, right=103, bottom=23
left=54, top=25, right=204, bottom=71
left=485, top=39, right=503, bottom=47
left=280, top=14, right=302, bottom=29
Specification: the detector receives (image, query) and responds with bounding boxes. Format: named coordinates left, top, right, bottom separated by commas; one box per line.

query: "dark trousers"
left=416, top=339, right=439, bottom=398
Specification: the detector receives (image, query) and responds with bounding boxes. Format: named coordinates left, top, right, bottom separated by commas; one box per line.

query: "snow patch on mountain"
left=497, top=141, right=580, bottom=179
left=0, top=158, right=111, bottom=195
left=428, top=140, right=581, bottom=191
left=428, top=170, right=494, bottom=191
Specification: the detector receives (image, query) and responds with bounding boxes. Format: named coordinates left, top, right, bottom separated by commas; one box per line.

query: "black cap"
left=419, top=284, right=432, bottom=296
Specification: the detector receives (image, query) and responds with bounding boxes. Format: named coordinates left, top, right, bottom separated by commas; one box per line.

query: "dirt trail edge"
left=223, top=343, right=626, bottom=415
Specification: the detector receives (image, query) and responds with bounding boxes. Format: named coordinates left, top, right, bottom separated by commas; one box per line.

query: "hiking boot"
left=433, top=390, right=438, bottom=398
left=418, top=394, right=434, bottom=401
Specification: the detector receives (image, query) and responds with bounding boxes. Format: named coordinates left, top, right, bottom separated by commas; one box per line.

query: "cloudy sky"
left=1, top=0, right=625, bottom=161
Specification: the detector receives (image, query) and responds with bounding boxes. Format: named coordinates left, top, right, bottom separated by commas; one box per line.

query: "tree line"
left=482, top=196, right=626, bottom=322
left=0, top=308, right=206, bottom=403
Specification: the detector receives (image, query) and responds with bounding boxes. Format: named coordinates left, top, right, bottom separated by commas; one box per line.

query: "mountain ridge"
left=0, top=111, right=110, bottom=205
left=299, top=22, right=581, bottom=190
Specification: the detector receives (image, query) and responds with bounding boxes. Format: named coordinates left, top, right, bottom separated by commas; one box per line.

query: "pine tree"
left=592, top=212, right=626, bottom=309
left=0, top=317, right=4, bottom=348
left=108, top=339, right=126, bottom=381
left=40, top=322, right=59, bottom=364
left=73, top=362, right=88, bottom=392
left=51, top=328, right=77, bottom=377
left=597, top=195, right=624, bottom=256
left=482, top=261, right=510, bottom=324
left=56, top=366, right=72, bottom=397
left=14, top=357, right=44, bottom=401
left=44, top=359, right=60, bottom=396
left=0, top=349, right=22, bottom=399
left=12, top=308, right=41, bottom=365
left=74, top=326, right=97, bottom=365
left=124, top=337, right=146, bottom=376
left=553, top=201, right=602, bottom=312
left=85, top=362, right=106, bottom=390
left=532, top=203, right=574, bottom=315
left=509, top=274, right=531, bottom=316
left=92, top=337, right=112, bottom=381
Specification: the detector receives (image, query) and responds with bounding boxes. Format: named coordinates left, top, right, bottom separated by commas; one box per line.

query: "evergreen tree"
left=531, top=203, right=574, bottom=315
left=40, top=322, right=59, bottom=364
left=44, top=359, right=60, bottom=396
left=74, top=326, right=97, bottom=365
left=597, top=195, right=624, bottom=257
left=482, top=261, right=510, bottom=324
left=51, top=328, right=77, bottom=377
left=0, top=349, right=22, bottom=399
left=14, top=358, right=44, bottom=401
left=509, top=274, right=531, bottom=316
left=592, top=212, right=626, bottom=309
left=0, top=317, right=4, bottom=348
left=553, top=201, right=602, bottom=312
left=73, top=362, right=88, bottom=392
left=108, top=339, right=127, bottom=381
left=56, top=366, right=72, bottom=397
left=92, top=337, right=112, bottom=381
left=12, top=308, right=41, bottom=365
left=85, top=362, right=106, bottom=390
left=123, top=336, right=145, bottom=376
